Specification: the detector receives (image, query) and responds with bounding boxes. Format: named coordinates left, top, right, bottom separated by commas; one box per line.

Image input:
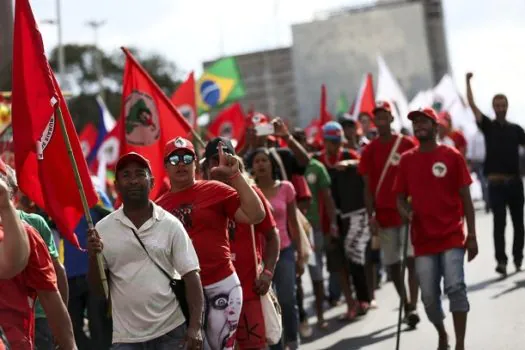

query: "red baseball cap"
left=373, top=101, right=393, bottom=114
left=163, top=137, right=196, bottom=160
left=408, top=107, right=439, bottom=123
left=116, top=152, right=152, bottom=174
left=249, top=113, right=270, bottom=127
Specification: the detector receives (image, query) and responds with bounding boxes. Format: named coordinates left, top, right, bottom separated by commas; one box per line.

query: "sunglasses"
left=167, top=153, right=195, bottom=166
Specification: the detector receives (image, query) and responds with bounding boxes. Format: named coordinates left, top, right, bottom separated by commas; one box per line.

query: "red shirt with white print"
left=0, top=224, right=58, bottom=350
left=359, top=135, right=417, bottom=228
left=156, top=180, right=240, bottom=286
left=229, top=187, right=276, bottom=300
left=394, top=145, right=472, bottom=256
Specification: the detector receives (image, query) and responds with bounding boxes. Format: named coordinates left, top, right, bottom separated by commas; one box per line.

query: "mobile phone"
left=255, top=123, right=275, bottom=136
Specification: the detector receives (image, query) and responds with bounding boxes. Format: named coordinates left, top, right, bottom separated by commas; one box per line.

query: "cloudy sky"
left=32, top=0, right=525, bottom=124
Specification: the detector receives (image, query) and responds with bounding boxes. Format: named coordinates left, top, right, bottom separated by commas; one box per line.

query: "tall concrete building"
left=291, top=0, right=450, bottom=125
left=203, top=47, right=298, bottom=124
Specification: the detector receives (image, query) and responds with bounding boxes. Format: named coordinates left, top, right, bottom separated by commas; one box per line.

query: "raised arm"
left=466, top=72, right=482, bottom=123
left=0, top=179, right=29, bottom=278
left=272, top=118, right=310, bottom=167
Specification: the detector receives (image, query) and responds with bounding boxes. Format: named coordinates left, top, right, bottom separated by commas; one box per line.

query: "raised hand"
left=271, top=117, right=290, bottom=138
left=466, top=72, right=473, bottom=80
left=210, top=142, right=240, bottom=179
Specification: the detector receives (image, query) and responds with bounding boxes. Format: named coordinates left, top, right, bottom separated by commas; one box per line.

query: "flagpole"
left=55, top=105, right=109, bottom=300
left=120, top=47, right=206, bottom=148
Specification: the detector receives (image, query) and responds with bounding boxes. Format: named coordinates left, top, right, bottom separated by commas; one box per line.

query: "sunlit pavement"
left=300, top=207, right=525, bottom=350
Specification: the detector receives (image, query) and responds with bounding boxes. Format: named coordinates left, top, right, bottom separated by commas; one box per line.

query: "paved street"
left=300, top=208, right=525, bottom=350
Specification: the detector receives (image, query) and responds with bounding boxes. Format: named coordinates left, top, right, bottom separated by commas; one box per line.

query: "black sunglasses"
left=167, top=153, right=195, bottom=166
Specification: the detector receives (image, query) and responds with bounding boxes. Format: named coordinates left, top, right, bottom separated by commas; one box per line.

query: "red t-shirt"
left=156, top=180, right=241, bottom=286
left=394, top=145, right=472, bottom=256
left=0, top=224, right=57, bottom=350
left=230, top=187, right=276, bottom=300
left=359, top=135, right=417, bottom=228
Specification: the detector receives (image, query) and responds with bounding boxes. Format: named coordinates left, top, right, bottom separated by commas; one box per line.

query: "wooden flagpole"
left=55, top=105, right=109, bottom=300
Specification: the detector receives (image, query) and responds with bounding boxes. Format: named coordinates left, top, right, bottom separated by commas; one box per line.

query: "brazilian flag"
left=197, top=57, right=245, bottom=113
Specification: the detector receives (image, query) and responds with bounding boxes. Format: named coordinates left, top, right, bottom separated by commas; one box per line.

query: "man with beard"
left=466, top=72, right=525, bottom=275
left=359, top=101, right=419, bottom=327
left=395, top=107, right=478, bottom=350
left=87, top=152, right=204, bottom=350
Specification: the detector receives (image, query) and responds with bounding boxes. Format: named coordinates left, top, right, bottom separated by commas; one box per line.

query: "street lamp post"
left=85, top=20, right=106, bottom=99
left=42, top=0, right=66, bottom=89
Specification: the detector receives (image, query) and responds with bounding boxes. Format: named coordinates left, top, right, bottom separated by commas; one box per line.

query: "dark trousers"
left=489, top=178, right=525, bottom=265
left=296, top=276, right=307, bottom=323
left=68, top=275, right=112, bottom=350
left=35, top=318, right=54, bottom=350
left=349, top=262, right=370, bottom=303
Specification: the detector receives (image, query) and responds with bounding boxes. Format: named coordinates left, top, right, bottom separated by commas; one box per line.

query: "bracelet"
left=262, top=268, right=273, bottom=278
left=229, top=171, right=241, bottom=181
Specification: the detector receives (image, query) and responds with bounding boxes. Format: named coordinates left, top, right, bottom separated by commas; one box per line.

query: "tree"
left=48, top=44, right=182, bottom=132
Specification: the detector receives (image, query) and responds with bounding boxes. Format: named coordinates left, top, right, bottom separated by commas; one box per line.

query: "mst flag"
left=170, top=72, right=197, bottom=128
left=12, top=0, right=98, bottom=248
left=120, top=47, right=192, bottom=199
left=208, top=102, right=246, bottom=142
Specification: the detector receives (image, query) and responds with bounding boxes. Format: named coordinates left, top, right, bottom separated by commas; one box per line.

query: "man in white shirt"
left=87, top=152, right=204, bottom=350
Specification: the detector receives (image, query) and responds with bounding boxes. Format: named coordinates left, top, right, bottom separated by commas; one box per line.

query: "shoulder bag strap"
left=375, top=135, right=403, bottom=198
left=130, top=228, right=173, bottom=282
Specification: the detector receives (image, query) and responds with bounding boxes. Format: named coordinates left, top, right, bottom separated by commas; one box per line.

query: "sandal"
left=338, top=305, right=358, bottom=322
left=317, top=320, right=329, bottom=330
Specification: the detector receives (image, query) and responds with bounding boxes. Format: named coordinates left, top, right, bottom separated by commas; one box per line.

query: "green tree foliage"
left=48, top=44, right=182, bottom=132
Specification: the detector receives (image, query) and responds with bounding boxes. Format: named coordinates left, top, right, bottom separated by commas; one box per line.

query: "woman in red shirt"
left=156, top=137, right=265, bottom=350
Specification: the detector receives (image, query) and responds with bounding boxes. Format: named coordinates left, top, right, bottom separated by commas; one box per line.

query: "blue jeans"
left=270, top=246, right=299, bottom=350
left=112, top=324, right=186, bottom=350
left=415, top=248, right=470, bottom=325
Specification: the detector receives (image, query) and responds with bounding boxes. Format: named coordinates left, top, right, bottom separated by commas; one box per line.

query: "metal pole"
left=86, top=20, right=106, bottom=99
left=55, top=0, right=66, bottom=88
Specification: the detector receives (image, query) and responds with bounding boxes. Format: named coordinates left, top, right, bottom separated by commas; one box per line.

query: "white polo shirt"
left=96, top=202, right=200, bottom=343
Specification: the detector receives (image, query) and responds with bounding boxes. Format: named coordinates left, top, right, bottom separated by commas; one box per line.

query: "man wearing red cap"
left=437, top=112, right=467, bottom=157
left=395, top=108, right=478, bottom=350
left=87, top=152, right=204, bottom=350
left=359, top=101, right=420, bottom=327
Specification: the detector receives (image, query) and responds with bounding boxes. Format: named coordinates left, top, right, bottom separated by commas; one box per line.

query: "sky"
left=32, top=0, right=525, bottom=124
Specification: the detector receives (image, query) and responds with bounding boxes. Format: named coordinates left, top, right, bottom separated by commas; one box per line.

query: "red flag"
left=79, top=123, right=98, bottom=159
left=208, top=103, right=246, bottom=141
left=89, top=120, right=122, bottom=174
left=12, top=0, right=98, bottom=248
left=120, top=47, right=192, bottom=199
left=351, top=73, right=375, bottom=119
left=170, top=72, right=197, bottom=128
left=320, top=84, right=333, bottom=126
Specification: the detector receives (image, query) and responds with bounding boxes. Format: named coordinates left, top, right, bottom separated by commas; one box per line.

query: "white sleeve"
left=170, top=219, right=200, bottom=277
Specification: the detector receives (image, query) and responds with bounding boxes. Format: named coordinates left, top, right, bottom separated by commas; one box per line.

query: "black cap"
left=204, top=137, right=235, bottom=160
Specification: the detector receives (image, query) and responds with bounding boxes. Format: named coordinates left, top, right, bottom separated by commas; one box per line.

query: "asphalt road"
left=299, top=208, right=525, bottom=350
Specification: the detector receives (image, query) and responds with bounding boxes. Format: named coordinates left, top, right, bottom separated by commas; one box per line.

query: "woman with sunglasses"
left=247, top=148, right=305, bottom=350
left=156, top=137, right=265, bottom=350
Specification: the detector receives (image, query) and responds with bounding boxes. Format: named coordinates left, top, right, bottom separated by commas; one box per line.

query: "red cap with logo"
left=373, top=101, right=393, bottom=114
left=116, top=152, right=152, bottom=173
left=408, top=107, right=439, bottom=123
left=163, top=137, right=196, bottom=160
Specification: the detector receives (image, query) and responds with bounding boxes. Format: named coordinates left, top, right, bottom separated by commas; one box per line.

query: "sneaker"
left=369, top=299, right=378, bottom=309
left=404, top=310, right=420, bottom=328
left=495, top=263, right=507, bottom=276
left=299, top=321, right=313, bottom=338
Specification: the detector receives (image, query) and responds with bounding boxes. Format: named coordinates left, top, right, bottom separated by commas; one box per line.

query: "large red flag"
left=12, top=0, right=98, bottom=248
left=120, top=47, right=192, bottom=199
left=170, top=72, right=197, bottom=128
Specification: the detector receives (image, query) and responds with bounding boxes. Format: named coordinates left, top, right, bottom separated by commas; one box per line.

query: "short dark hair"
left=247, top=148, right=280, bottom=181
left=492, top=94, right=508, bottom=104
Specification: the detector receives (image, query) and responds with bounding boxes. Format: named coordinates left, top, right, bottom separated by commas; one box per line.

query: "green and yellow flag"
left=197, top=57, right=245, bottom=113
